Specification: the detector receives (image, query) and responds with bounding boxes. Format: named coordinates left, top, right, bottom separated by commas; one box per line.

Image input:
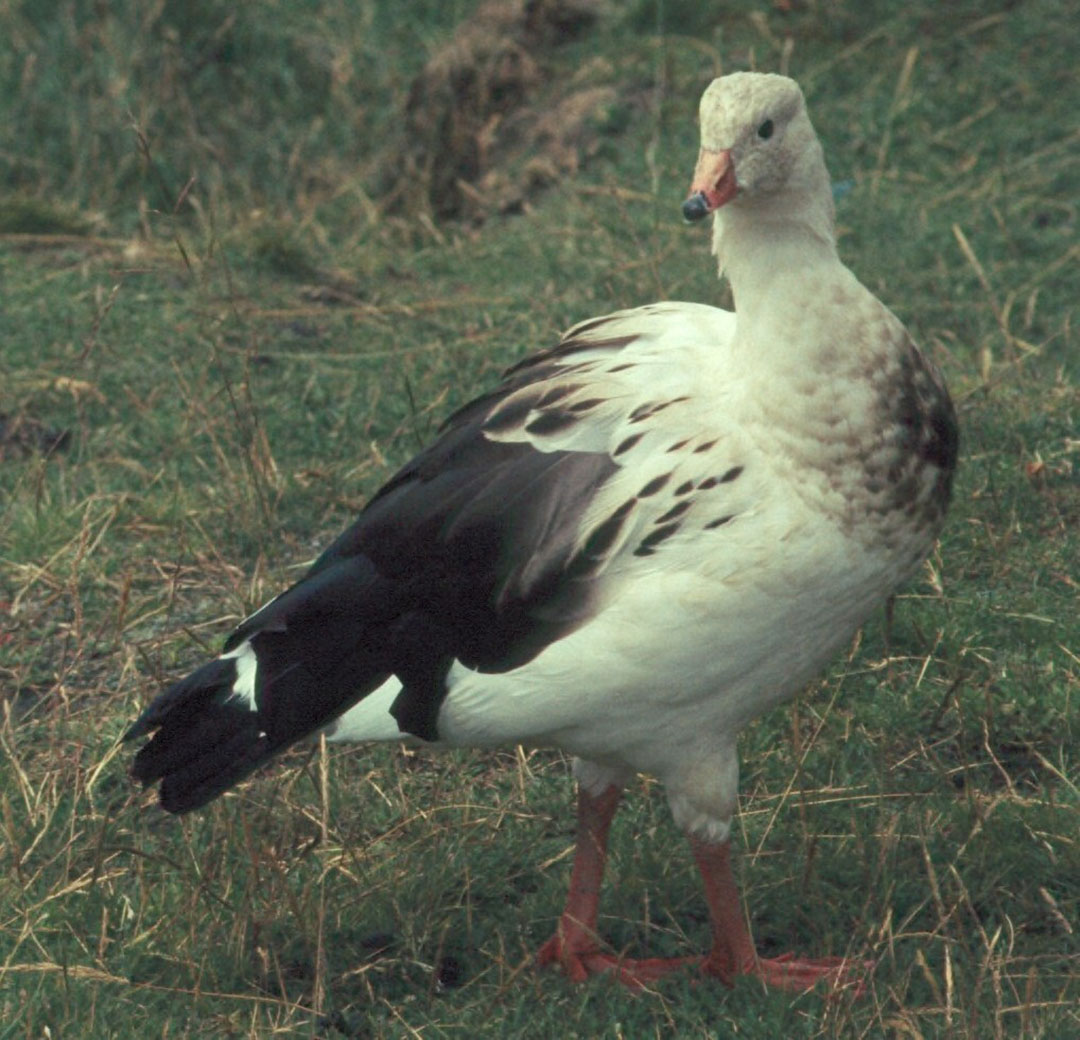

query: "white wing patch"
left=324, top=676, right=414, bottom=743
left=221, top=640, right=258, bottom=712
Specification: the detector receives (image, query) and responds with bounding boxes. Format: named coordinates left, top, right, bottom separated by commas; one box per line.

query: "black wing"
left=126, top=336, right=634, bottom=811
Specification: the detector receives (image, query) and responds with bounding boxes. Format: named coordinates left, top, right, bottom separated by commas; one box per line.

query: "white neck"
left=713, top=206, right=839, bottom=314
left=717, top=179, right=842, bottom=304
left=710, top=138, right=838, bottom=315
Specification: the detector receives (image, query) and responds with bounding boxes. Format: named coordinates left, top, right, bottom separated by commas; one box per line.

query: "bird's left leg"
left=690, top=835, right=867, bottom=993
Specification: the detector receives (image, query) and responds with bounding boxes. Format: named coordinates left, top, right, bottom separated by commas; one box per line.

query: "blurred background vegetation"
left=1, top=1, right=1077, bottom=1037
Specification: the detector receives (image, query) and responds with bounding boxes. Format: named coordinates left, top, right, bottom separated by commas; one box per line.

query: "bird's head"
left=682, top=72, right=832, bottom=229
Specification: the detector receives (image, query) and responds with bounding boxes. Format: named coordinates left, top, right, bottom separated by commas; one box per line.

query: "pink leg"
left=536, top=783, right=622, bottom=982
left=691, top=836, right=866, bottom=993
left=537, top=785, right=867, bottom=992
left=537, top=784, right=700, bottom=988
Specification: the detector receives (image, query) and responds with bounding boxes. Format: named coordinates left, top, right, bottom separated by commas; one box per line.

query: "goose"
left=126, top=72, right=957, bottom=991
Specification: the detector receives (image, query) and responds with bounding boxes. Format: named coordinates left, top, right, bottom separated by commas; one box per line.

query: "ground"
left=0, top=1, right=1077, bottom=1037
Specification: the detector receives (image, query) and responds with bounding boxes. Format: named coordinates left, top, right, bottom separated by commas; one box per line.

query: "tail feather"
left=125, top=658, right=237, bottom=743
left=157, top=712, right=271, bottom=814
left=131, top=697, right=260, bottom=786
left=126, top=556, right=398, bottom=814
left=128, top=657, right=274, bottom=813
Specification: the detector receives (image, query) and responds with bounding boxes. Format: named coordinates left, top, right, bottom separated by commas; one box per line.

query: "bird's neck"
left=711, top=189, right=839, bottom=316
left=710, top=202, right=874, bottom=386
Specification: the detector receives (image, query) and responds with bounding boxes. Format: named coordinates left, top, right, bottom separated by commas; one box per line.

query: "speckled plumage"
left=127, top=73, right=955, bottom=986
left=322, top=279, right=953, bottom=840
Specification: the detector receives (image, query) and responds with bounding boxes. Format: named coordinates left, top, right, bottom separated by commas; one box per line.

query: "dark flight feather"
left=127, top=336, right=639, bottom=810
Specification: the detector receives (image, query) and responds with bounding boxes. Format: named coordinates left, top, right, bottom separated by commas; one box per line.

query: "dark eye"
left=757, top=119, right=774, bottom=140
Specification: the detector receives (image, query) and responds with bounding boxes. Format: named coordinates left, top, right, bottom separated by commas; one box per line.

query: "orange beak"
left=682, top=148, right=737, bottom=222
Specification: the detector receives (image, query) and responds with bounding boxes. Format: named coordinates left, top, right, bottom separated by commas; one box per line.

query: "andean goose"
left=126, top=72, right=957, bottom=991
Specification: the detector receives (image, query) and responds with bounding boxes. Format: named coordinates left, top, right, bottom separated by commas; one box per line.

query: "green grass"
left=2, top=0, right=1078, bottom=1036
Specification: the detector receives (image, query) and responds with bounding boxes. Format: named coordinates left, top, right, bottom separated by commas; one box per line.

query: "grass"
left=1, top=0, right=1077, bottom=1036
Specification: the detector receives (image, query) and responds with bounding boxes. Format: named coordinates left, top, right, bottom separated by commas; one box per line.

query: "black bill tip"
left=681, top=192, right=711, bottom=223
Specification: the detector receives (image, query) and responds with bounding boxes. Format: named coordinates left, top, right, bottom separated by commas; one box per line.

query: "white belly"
left=329, top=509, right=909, bottom=785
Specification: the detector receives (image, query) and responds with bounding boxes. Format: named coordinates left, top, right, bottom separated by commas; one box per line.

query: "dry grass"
left=1, top=1, right=1077, bottom=1036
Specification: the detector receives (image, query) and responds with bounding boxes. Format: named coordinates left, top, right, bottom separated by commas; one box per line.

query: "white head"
left=683, top=73, right=835, bottom=266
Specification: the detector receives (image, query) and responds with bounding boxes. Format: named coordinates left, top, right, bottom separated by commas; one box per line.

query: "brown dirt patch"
left=380, top=0, right=619, bottom=222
